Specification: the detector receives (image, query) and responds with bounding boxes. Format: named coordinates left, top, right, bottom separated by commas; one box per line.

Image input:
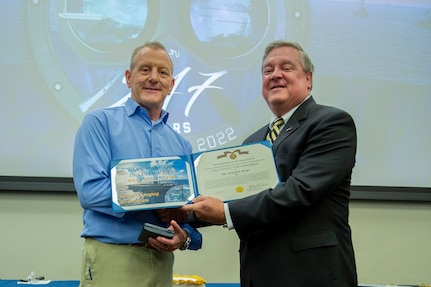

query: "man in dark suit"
left=182, top=40, right=358, bottom=287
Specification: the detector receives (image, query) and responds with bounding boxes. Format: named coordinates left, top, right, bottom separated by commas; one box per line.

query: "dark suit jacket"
left=229, top=96, right=358, bottom=287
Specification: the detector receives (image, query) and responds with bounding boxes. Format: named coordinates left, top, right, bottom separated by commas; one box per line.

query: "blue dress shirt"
left=73, top=97, right=201, bottom=249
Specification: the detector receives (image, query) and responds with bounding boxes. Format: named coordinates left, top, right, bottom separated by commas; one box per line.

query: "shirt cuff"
left=224, top=203, right=234, bottom=229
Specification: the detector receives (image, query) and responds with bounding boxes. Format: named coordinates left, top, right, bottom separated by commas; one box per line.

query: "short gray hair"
left=261, top=40, right=314, bottom=74
left=129, top=41, right=174, bottom=74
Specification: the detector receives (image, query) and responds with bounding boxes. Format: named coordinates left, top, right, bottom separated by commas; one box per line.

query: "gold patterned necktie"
left=266, top=117, right=284, bottom=144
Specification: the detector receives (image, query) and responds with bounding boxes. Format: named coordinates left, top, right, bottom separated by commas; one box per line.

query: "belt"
left=119, top=242, right=156, bottom=249
left=118, top=242, right=151, bottom=248
left=86, top=237, right=154, bottom=249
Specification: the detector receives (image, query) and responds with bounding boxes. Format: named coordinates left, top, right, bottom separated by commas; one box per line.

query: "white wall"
left=0, top=192, right=430, bottom=285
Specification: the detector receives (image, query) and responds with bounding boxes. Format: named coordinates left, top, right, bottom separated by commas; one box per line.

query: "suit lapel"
left=272, top=120, right=298, bottom=150
left=272, top=97, right=316, bottom=149
left=246, top=97, right=316, bottom=146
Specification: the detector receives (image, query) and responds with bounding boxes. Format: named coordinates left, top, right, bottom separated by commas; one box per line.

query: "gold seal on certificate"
left=110, top=141, right=279, bottom=211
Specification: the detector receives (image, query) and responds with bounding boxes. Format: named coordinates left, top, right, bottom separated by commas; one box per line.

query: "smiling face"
left=261, top=46, right=312, bottom=117
left=125, top=46, right=175, bottom=120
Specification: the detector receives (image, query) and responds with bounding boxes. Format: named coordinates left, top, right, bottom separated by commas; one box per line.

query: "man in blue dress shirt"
left=73, top=41, right=202, bottom=287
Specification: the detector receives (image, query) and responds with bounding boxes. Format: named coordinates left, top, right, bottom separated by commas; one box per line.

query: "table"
left=1, top=280, right=427, bottom=287
left=0, top=281, right=78, bottom=287
left=0, top=280, right=240, bottom=287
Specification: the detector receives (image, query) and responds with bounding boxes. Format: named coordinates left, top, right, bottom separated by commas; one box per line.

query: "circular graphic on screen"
left=58, top=1, right=148, bottom=53
left=27, top=0, right=309, bottom=151
left=189, top=0, right=267, bottom=56
left=55, top=0, right=158, bottom=62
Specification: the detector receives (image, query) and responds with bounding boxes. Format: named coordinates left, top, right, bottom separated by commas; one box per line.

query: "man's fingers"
left=181, top=196, right=206, bottom=211
left=170, top=220, right=180, bottom=231
left=181, top=203, right=195, bottom=212
left=192, top=195, right=209, bottom=202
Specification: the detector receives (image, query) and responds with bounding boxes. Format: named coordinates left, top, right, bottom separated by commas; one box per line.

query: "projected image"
left=24, top=0, right=305, bottom=152
left=1, top=0, right=430, bottom=190
left=58, top=0, right=148, bottom=50
left=26, top=1, right=158, bottom=120
left=189, top=0, right=267, bottom=55
left=181, top=0, right=306, bottom=66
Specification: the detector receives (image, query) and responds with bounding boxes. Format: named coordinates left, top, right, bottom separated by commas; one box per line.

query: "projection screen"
left=1, top=0, right=430, bottom=198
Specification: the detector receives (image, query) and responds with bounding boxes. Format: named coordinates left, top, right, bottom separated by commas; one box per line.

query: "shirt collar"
left=268, top=94, right=311, bottom=128
left=125, top=97, right=169, bottom=124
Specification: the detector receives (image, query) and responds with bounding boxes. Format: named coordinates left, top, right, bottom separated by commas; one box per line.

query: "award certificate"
left=111, top=141, right=279, bottom=211
left=193, top=141, right=279, bottom=202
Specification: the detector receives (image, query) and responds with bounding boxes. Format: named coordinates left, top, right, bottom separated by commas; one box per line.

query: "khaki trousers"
left=79, top=238, right=174, bottom=287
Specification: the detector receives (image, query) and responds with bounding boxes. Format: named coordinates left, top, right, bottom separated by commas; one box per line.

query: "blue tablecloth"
left=1, top=280, right=423, bottom=287
left=0, top=281, right=79, bottom=287
left=0, top=280, right=240, bottom=287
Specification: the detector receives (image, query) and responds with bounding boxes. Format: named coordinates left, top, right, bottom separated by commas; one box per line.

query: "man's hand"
left=181, top=196, right=226, bottom=225
left=148, top=220, right=188, bottom=252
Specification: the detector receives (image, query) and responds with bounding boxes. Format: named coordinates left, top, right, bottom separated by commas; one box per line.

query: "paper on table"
left=17, top=280, right=52, bottom=284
